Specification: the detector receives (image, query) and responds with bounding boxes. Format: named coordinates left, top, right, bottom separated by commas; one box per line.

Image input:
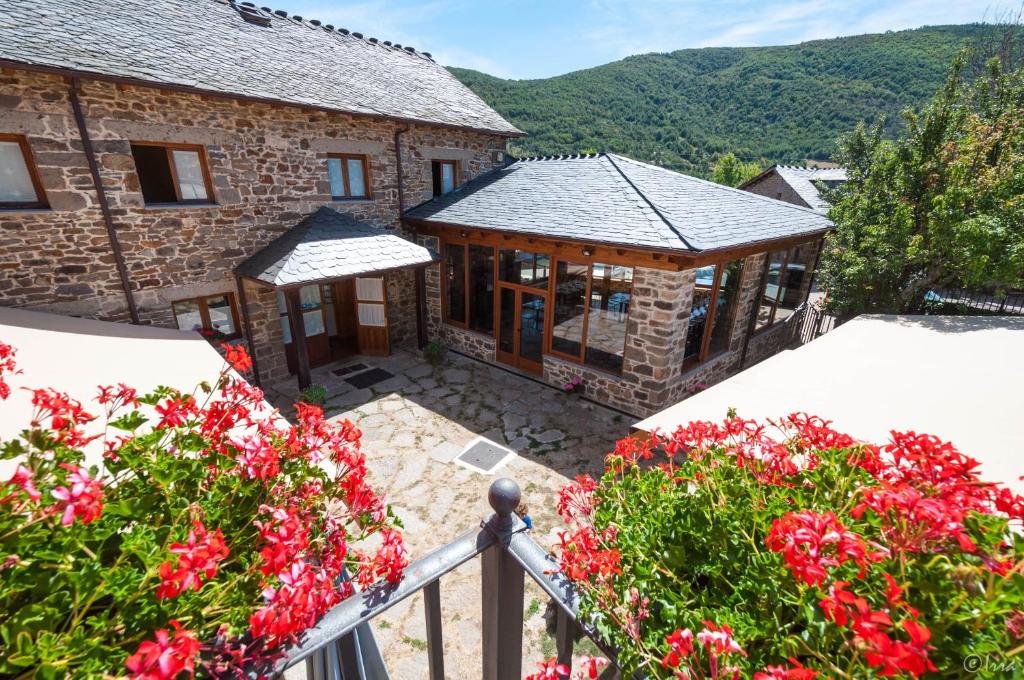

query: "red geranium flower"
left=50, top=464, right=104, bottom=526
left=125, top=620, right=200, bottom=679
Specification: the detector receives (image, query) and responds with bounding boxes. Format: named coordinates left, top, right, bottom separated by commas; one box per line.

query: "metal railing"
left=271, top=479, right=619, bottom=680
left=914, top=288, right=1024, bottom=316
left=794, top=302, right=840, bottom=347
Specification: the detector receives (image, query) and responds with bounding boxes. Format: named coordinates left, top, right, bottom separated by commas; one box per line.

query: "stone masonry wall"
left=742, top=172, right=810, bottom=209
left=0, top=69, right=507, bottom=383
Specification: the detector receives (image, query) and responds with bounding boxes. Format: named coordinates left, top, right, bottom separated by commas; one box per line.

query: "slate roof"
left=236, top=207, right=437, bottom=287
left=0, top=0, right=521, bottom=136
left=405, top=154, right=833, bottom=253
left=743, top=166, right=848, bottom=213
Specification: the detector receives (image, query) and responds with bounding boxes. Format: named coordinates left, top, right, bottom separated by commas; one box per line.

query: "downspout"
left=68, top=77, right=140, bottom=324
left=234, top=275, right=263, bottom=387
left=395, top=123, right=428, bottom=349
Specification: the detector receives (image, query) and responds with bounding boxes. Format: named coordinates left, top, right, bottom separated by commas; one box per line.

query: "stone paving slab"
left=271, top=350, right=627, bottom=678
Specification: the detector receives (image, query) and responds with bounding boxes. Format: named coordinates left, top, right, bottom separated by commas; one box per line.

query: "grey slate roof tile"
left=0, top=0, right=521, bottom=136
left=406, top=154, right=833, bottom=253
left=749, top=166, right=848, bottom=213
left=235, top=207, right=437, bottom=286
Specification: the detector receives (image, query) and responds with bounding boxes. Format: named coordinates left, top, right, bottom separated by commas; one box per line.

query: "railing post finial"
left=487, top=478, right=521, bottom=531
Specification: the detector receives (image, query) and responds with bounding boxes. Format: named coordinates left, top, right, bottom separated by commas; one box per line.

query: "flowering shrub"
left=0, top=341, right=407, bottom=677
left=562, top=376, right=584, bottom=395
left=554, top=414, right=1024, bottom=677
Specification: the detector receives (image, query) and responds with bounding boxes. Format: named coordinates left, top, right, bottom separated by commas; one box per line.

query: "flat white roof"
left=635, top=315, right=1024, bottom=493
left=0, top=307, right=258, bottom=474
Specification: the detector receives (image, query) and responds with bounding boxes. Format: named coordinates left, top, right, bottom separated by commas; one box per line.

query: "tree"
left=817, top=52, right=1024, bottom=316
left=711, top=152, right=762, bottom=187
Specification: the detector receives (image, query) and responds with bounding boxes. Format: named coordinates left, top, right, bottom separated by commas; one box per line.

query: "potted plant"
left=423, top=340, right=448, bottom=366
left=301, top=383, right=327, bottom=406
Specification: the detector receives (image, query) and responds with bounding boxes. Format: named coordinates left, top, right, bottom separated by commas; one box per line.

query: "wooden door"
left=280, top=285, right=331, bottom=373
left=496, top=285, right=545, bottom=374
left=354, top=277, right=390, bottom=356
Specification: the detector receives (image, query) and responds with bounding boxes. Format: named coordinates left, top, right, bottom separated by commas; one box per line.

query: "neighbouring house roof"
left=742, top=165, right=848, bottom=213
left=0, top=0, right=522, bottom=136
left=236, top=207, right=437, bottom=287
left=634, top=315, right=1024, bottom=494
left=405, top=154, right=833, bottom=253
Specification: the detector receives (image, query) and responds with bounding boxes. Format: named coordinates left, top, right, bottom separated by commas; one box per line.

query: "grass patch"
left=403, top=636, right=428, bottom=651
left=376, top=619, right=392, bottom=629
left=526, top=598, right=541, bottom=618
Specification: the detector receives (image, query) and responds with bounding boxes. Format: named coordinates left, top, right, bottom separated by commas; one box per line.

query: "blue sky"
left=284, top=1, right=1017, bottom=79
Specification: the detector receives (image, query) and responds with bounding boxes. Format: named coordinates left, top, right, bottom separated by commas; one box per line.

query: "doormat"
left=453, top=437, right=516, bottom=475
left=332, top=362, right=369, bottom=378
left=344, top=368, right=393, bottom=389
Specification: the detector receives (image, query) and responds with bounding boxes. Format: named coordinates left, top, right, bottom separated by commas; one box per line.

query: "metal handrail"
left=268, top=478, right=620, bottom=680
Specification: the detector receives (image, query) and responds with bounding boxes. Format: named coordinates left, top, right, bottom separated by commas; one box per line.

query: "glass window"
left=498, top=288, right=515, bottom=354
left=551, top=261, right=588, bottom=358
left=172, top=299, right=203, bottom=333
left=355, top=277, right=385, bottom=302
left=347, top=157, right=367, bottom=197
left=206, top=294, right=236, bottom=336
left=327, top=155, right=370, bottom=199
left=685, top=264, right=716, bottom=363
left=706, top=259, right=745, bottom=355
left=327, top=158, right=345, bottom=197
left=432, top=160, right=458, bottom=196
left=0, top=138, right=43, bottom=206
left=172, top=293, right=239, bottom=338
left=445, top=243, right=466, bottom=323
left=755, top=250, right=786, bottom=330
left=131, top=143, right=212, bottom=205
left=499, top=250, right=550, bottom=289
left=585, top=263, right=632, bottom=374
left=468, top=245, right=494, bottom=333
left=171, top=149, right=209, bottom=201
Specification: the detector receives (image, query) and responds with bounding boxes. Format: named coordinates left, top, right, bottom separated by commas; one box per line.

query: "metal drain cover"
left=453, top=437, right=516, bottom=474
left=332, top=362, right=369, bottom=377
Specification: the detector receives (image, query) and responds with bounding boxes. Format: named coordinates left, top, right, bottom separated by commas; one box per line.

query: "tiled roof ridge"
left=611, top=154, right=832, bottom=219
left=512, top=153, right=603, bottom=162
left=219, top=0, right=435, bottom=60
left=603, top=153, right=696, bottom=250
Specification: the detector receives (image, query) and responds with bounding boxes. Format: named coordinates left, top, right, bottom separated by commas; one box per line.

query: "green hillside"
left=450, top=25, right=990, bottom=175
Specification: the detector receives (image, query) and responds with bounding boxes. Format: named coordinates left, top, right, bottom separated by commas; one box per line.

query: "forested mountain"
left=450, top=25, right=990, bottom=175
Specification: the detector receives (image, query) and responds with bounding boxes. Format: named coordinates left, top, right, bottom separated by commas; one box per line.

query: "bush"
left=554, top=414, right=1024, bottom=678
left=424, top=341, right=447, bottom=364
left=0, top=341, right=407, bottom=677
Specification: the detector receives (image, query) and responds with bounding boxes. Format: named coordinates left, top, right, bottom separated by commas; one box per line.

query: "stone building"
left=740, top=165, right=848, bottom=214
left=0, top=0, right=831, bottom=416
left=406, top=154, right=831, bottom=415
left=0, top=0, right=520, bottom=386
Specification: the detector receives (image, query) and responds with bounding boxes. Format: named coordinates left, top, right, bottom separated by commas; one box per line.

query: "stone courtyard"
left=269, top=350, right=629, bottom=678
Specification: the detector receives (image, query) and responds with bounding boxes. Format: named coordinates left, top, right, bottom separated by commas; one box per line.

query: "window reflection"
left=585, top=263, right=631, bottom=374
left=685, top=264, right=717, bottom=362
left=445, top=243, right=466, bottom=323
left=499, top=250, right=550, bottom=289
left=468, top=245, right=494, bottom=333
left=551, top=261, right=588, bottom=358
left=706, top=259, right=744, bottom=355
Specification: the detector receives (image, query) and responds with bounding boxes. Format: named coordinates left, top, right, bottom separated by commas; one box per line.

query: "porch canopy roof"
left=405, top=153, right=833, bottom=254
left=235, top=207, right=438, bottom=288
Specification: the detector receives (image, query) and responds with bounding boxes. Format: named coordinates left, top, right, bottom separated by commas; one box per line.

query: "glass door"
left=495, top=285, right=546, bottom=374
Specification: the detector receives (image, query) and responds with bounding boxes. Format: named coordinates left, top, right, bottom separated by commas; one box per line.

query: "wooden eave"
left=404, top=217, right=830, bottom=271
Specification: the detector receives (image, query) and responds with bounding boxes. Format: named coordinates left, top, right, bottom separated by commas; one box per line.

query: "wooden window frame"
left=0, top=133, right=48, bottom=210
left=171, top=292, right=241, bottom=339
left=432, top=159, right=460, bottom=197
left=683, top=264, right=726, bottom=369
left=327, top=153, right=372, bottom=200
left=439, top=236, right=635, bottom=376
left=753, top=247, right=797, bottom=335
left=130, top=141, right=216, bottom=206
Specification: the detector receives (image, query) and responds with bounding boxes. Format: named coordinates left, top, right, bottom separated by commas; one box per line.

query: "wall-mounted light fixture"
left=460, top=230, right=469, bottom=238
left=581, top=247, right=593, bottom=257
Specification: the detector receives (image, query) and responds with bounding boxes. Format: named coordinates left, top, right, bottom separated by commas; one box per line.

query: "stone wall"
left=742, top=171, right=810, bottom=209
left=0, top=68, right=508, bottom=383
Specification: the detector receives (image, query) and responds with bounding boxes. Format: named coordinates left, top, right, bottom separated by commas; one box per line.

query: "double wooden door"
left=280, top=277, right=389, bottom=374
left=495, top=284, right=546, bottom=374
